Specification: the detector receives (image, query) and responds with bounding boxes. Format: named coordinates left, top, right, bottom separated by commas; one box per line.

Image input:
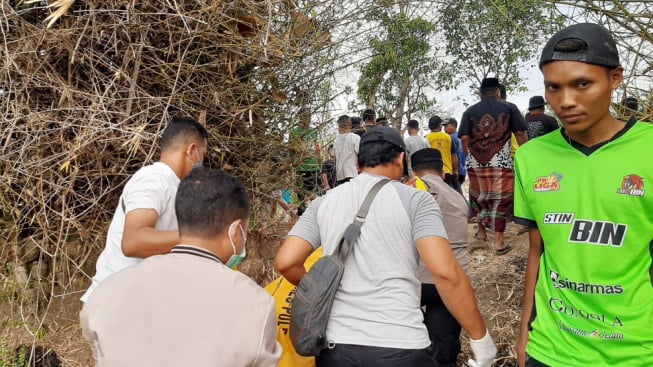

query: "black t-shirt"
left=525, top=113, right=559, bottom=140
left=321, top=159, right=337, bottom=188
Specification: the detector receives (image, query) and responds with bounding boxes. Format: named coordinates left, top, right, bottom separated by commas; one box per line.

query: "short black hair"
left=351, top=116, right=362, bottom=127
left=160, top=116, right=208, bottom=151
left=498, top=84, right=507, bottom=100
left=175, top=169, right=249, bottom=239
left=362, top=109, right=376, bottom=122
left=337, top=114, right=351, bottom=127
left=480, top=87, right=499, bottom=98
left=407, top=119, right=420, bottom=129
left=358, top=140, right=403, bottom=169
left=412, top=160, right=443, bottom=173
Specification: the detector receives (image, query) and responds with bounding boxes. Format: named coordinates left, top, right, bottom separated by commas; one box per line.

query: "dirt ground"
left=0, top=221, right=529, bottom=367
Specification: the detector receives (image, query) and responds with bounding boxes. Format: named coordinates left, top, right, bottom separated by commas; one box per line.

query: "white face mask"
left=189, top=149, right=203, bottom=170
left=225, top=222, right=247, bottom=269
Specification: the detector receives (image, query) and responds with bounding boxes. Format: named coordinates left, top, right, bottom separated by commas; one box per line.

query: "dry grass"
left=1, top=0, right=334, bottom=338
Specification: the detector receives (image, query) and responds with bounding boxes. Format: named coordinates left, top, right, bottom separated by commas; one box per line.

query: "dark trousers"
left=458, top=174, right=466, bottom=186
left=316, top=343, right=437, bottom=367
left=526, top=356, right=550, bottom=367
left=421, top=284, right=461, bottom=367
left=444, top=173, right=463, bottom=196
left=296, top=171, right=318, bottom=216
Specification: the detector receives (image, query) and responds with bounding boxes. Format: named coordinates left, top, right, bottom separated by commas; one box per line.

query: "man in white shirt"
left=81, top=116, right=208, bottom=302
left=333, top=115, right=360, bottom=186
left=81, top=169, right=281, bottom=367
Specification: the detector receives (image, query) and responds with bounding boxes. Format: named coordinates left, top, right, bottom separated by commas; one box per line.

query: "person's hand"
left=468, top=330, right=497, bottom=367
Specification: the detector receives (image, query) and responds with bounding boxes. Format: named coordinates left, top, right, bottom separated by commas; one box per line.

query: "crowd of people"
left=79, top=22, right=651, bottom=367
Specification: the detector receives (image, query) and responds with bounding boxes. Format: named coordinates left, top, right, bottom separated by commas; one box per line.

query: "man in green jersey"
left=515, top=23, right=653, bottom=367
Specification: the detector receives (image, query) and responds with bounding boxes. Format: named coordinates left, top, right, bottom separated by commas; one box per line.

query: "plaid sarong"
left=468, top=167, right=514, bottom=232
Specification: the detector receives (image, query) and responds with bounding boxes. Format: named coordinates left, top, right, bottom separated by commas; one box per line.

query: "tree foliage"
left=437, top=0, right=564, bottom=91
left=356, top=4, right=439, bottom=128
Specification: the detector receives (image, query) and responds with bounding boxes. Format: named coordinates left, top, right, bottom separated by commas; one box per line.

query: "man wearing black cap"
left=524, top=96, right=559, bottom=140
left=407, top=148, right=470, bottom=367
left=276, top=126, right=497, bottom=367
left=443, top=118, right=467, bottom=188
left=515, top=23, right=653, bottom=367
left=459, top=77, right=528, bottom=255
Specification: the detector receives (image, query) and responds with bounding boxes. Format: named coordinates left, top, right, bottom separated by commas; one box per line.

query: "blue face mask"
left=190, top=149, right=203, bottom=170
left=225, top=223, right=247, bottom=269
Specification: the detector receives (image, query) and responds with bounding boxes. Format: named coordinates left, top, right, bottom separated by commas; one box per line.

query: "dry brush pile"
left=0, top=0, right=336, bottom=315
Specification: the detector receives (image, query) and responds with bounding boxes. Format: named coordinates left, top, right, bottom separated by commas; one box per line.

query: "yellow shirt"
left=511, top=134, right=519, bottom=158
left=426, top=131, right=455, bottom=174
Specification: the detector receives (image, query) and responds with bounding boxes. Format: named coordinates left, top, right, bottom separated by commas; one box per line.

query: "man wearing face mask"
left=81, top=169, right=281, bottom=367
left=81, top=116, right=209, bottom=302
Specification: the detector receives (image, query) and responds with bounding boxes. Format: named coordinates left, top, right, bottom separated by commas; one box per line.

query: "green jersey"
left=514, top=118, right=653, bottom=367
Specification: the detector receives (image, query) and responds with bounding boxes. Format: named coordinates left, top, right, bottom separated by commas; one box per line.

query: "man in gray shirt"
left=410, top=148, right=470, bottom=367
left=404, top=119, right=430, bottom=176
left=276, top=126, right=496, bottom=367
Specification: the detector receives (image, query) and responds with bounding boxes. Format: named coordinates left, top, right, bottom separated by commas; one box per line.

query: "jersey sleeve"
left=513, top=154, right=537, bottom=227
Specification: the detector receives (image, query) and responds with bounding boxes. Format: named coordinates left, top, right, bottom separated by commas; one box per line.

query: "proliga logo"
left=534, top=172, right=562, bottom=192
left=617, top=174, right=645, bottom=197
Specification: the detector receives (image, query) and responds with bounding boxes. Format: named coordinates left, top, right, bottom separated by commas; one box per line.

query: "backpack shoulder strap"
left=335, top=178, right=389, bottom=259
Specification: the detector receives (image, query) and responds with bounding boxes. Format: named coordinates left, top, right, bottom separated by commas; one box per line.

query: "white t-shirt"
left=81, top=162, right=180, bottom=302
left=289, top=173, right=448, bottom=349
left=333, top=132, right=360, bottom=181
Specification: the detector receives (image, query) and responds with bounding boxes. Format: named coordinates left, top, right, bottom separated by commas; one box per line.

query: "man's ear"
left=184, top=142, right=196, bottom=156
left=396, top=152, right=405, bottom=167
left=610, top=66, right=624, bottom=90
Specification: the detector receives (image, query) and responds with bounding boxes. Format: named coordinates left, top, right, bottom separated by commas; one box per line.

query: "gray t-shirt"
left=418, top=173, right=469, bottom=283
left=404, top=135, right=430, bottom=157
left=289, top=173, right=447, bottom=349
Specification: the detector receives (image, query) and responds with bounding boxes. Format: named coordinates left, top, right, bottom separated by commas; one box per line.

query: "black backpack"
left=289, top=179, right=389, bottom=356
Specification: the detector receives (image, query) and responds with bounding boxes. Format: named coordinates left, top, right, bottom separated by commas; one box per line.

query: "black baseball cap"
left=411, top=148, right=444, bottom=171
left=428, top=116, right=442, bottom=130
left=360, top=126, right=405, bottom=150
left=442, top=118, right=457, bottom=126
left=539, top=23, right=620, bottom=69
left=360, top=126, right=408, bottom=175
